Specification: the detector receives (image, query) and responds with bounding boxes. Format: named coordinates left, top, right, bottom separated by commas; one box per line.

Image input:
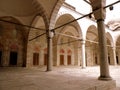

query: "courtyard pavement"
left=0, top=66, right=120, bottom=90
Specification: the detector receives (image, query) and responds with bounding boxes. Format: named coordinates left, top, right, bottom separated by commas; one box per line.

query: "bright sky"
left=65, top=0, right=120, bottom=24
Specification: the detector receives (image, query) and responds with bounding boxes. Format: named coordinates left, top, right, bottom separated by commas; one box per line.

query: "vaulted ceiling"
left=0, top=0, right=103, bottom=20
left=0, top=0, right=60, bottom=18
left=1, top=0, right=119, bottom=30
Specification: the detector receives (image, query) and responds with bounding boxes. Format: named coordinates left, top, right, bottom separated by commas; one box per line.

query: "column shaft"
left=97, top=19, right=112, bottom=80
left=112, top=47, right=117, bottom=65
left=81, top=40, right=86, bottom=68
left=46, top=36, right=53, bottom=71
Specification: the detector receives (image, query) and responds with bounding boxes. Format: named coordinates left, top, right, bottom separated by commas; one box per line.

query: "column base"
left=46, top=68, right=52, bottom=71
left=98, top=76, right=112, bottom=81
left=46, top=70, right=52, bottom=72
left=81, top=67, right=86, bottom=69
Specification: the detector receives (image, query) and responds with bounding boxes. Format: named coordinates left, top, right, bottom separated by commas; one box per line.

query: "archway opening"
left=27, top=16, right=46, bottom=67
left=86, top=25, right=98, bottom=66
left=53, top=14, right=82, bottom=66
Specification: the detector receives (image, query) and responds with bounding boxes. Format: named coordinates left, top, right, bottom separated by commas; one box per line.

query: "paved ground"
left=0, top=66, right=120, bottom=90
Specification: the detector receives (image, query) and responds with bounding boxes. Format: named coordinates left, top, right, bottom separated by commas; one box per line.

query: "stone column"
left=111, top=47, right=117, bottom=65
left=64, top=53, right=67, bottom=66
left=90, top=0, right=112, bottom=81
left=97, top=19, right=112, bottom=80
left=77, top=48, right=81, bottom=66
left=46, top=31, right=53, bottom=71
left=81, top=40, right=86, bottom=68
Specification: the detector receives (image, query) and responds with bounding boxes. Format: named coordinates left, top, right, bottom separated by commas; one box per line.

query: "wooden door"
left=67, top=55, right=71, bottom=65
left=44, top=54, right=47, bottom=65
left=33, top=53, right=39, bottom=65
left=60, top=55, right=64, bottom=65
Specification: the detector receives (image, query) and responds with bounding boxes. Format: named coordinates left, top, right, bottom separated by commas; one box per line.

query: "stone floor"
left=0, top=66, right=120, bottom=90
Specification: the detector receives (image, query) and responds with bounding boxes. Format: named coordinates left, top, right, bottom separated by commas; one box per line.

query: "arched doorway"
left=59, top=49, right=65, bottom=65
left=27, top=15, right=47, bottom=67
left=53, top=14, right=82, bottom=66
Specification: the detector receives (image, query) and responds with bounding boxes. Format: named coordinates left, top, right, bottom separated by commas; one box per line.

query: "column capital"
left=94, top=8, right=106, bottom=20
left=90, top=0, right=106, bottom=20
left=48, top=30, right=55, bottom=38
left=112, top=48, right=116, bottom=51
left=111, top=46, right=116, bottom=49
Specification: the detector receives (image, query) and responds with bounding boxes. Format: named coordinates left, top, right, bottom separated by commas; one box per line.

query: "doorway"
left=33, top=53, right=39, bottom=65
left=95, top=56, right=98, bottom=65
left=9, top=51, right=18, bottom=66
left=60, top=55, right=64, bottom=65
left=116, top=56, right=119, bottom=64
left=108, top=56, right=110, bottom=64
left=67, top=55, right=71, bottom=65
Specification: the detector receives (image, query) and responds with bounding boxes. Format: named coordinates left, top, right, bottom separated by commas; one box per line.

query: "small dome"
left=107, top=19, right=120, bottom=30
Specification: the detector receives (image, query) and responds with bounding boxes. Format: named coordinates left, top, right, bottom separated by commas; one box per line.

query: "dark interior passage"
left=9, top=52, right=18, bottom=66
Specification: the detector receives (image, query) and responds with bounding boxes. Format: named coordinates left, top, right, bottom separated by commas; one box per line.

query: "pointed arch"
left=50, top=0, right=65, bottom=29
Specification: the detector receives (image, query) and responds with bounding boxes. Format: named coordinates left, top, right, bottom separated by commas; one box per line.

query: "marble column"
left=81, top=40, right=86, bottom=68
left=97, top=19, right=112, bottom=80
left=111, top=47, right=117, bottom=65
left=46, top=31, right=53, bottom=71
left=90, top=0, right=112, bottom=80
left=77, top=48, right=81, bottom=66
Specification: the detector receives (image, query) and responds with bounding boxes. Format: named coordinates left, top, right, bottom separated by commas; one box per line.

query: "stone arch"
left=86, top=25, right=98, bottom=66
left=106, top=32, right=114, bottom=47
left=67, top=49, right=72, bottom=55
left=27, top=15, right=46, bottom=67
left=10, top=44, right=19, bottom=51
left=86, top=25, right=98, bottom=40
left=51, top=11, right=82, bottom=38
left=26, top=1, right=50, bottom=67
left=54, top=14, right=82, bottom=45
left=60, top=48, right=65, bottom=54
left=53, top=13, right=82, bottom=66
left=57, top=25, right=81, bottom=45
left=106, top=32, right=118, bottom=65
left=116, top=36, right=120, bottom=47
left=50, top=0, right=65, bottom=29
left=115, top=36, right=120, bottom=65
left=28, top=15, right=46, bottom=42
